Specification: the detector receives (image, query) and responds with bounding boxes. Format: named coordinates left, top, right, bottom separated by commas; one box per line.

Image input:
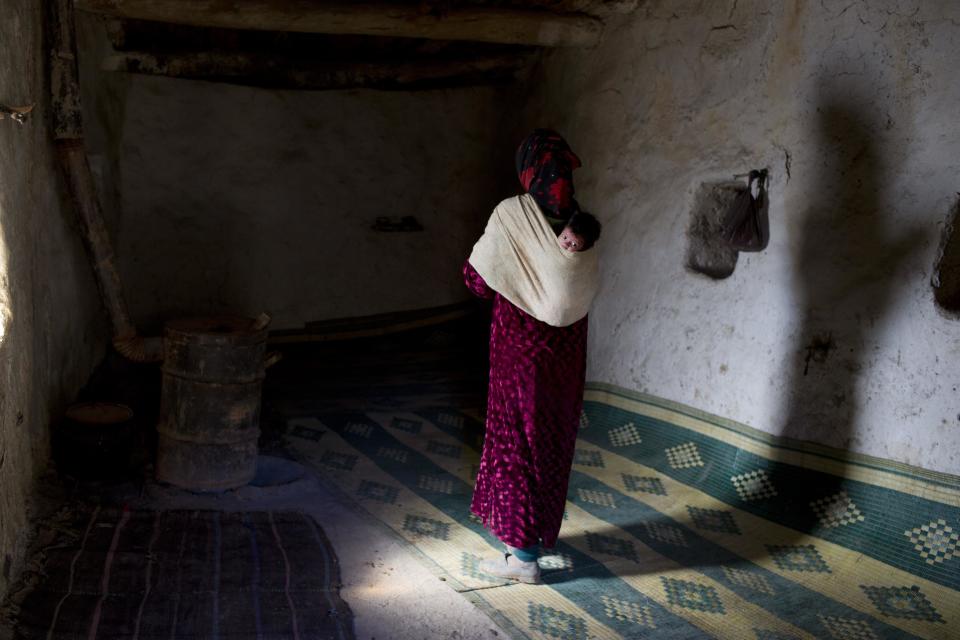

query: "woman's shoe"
left=479, top=552, right=541, bottom=584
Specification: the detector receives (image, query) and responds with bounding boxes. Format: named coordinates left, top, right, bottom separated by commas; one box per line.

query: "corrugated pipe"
left=113, top=334, right=165, bottom=362
left=51, top=0, right=162, bottom=363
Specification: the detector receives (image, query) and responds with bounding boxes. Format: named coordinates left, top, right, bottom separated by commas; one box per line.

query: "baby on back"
left=557, top=210, right=602, bottom=252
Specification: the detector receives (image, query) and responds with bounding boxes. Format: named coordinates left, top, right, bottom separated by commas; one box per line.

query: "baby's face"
left=559, top=227, right=586, bottom=252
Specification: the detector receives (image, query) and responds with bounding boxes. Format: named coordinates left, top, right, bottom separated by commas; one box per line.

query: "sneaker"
left=479, top=552, right=541, bottom=584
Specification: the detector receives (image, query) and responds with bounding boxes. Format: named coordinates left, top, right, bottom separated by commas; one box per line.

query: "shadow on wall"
left=777, top=98, right=924, bottom=528
left=541, top=99, right=934, bottom=581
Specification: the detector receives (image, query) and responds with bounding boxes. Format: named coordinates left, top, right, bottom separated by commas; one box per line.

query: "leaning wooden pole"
left=50, top=0, right=162, bottom=362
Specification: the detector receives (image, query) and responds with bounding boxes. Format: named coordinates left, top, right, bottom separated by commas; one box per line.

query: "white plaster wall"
left=79, top=19, right=513, bottom=331
left=0, top=1, right=105, bottom=599
left=520, top=0, right=960, bottom=473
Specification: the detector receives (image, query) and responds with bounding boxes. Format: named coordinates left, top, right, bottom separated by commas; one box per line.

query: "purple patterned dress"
left=464, top=260, right=587, bottom=549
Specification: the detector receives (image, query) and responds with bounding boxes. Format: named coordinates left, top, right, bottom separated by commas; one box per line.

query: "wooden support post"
left=76, top=0, right=604, bottom=47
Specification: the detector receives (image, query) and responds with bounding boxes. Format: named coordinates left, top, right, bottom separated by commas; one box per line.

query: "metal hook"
left=0, top=104, right=35, bottom=125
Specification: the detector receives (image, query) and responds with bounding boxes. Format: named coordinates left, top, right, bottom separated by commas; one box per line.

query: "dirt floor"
left=1, top=310, right=506, bottom=640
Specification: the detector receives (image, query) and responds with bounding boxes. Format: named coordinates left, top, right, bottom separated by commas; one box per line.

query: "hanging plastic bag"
left=721, top=169, right=769, bottom=252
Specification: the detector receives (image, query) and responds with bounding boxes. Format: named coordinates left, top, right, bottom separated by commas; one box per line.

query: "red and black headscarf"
left=515, top=129, right=582, bottom=222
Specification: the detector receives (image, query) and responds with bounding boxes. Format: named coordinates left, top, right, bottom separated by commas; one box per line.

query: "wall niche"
left=933, top=196, right=960, bottom=313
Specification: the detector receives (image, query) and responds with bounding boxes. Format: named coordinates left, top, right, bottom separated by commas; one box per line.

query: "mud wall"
left=0, top=1, right=105, bottom=599
left=78, top=17, right=514, bottom=332
left=521, top=0, right=960, bottom=473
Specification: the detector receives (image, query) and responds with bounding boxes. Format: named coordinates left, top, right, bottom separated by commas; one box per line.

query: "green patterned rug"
left=286, top=382, right=959, bottom=640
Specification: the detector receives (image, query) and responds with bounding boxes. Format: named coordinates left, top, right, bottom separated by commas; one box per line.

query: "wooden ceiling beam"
left=76, top=1, right=604, bottom=47
left=536, top=0, right=640, bottom=16
left=101, top=51, right=533, bottom=90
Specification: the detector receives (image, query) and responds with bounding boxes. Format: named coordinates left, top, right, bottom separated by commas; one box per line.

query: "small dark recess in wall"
left=685, top=181, right=742, bottom=279
left=933, top=195, right=960, bottom=313
left=372, top=216, right=423, bottom=232
left=803, top=332, right=835, bottom=375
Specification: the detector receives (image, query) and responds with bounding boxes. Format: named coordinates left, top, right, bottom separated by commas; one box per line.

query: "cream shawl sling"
left=468, top=194, right=599, bottom=327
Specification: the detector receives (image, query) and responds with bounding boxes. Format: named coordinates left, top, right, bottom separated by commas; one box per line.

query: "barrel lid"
left=165, top=316, right=267, bottom=344
left=65, top=402, right=134, bottom=424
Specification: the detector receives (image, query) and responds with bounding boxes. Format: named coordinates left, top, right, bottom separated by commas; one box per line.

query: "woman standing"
left=464, top=130, right=601, bottom=583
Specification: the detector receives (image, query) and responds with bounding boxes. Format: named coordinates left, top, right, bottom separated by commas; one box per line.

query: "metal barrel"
left=156, top=316, right=268, bottom=490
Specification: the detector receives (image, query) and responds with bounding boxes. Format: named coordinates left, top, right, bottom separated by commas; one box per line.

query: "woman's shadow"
left=774, top=98, right=924, bottom=533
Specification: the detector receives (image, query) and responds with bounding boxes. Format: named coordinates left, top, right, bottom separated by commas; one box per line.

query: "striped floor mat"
left=288, top=382, right=959, bottom=640
left=8, top=509, right=353, bottom=640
